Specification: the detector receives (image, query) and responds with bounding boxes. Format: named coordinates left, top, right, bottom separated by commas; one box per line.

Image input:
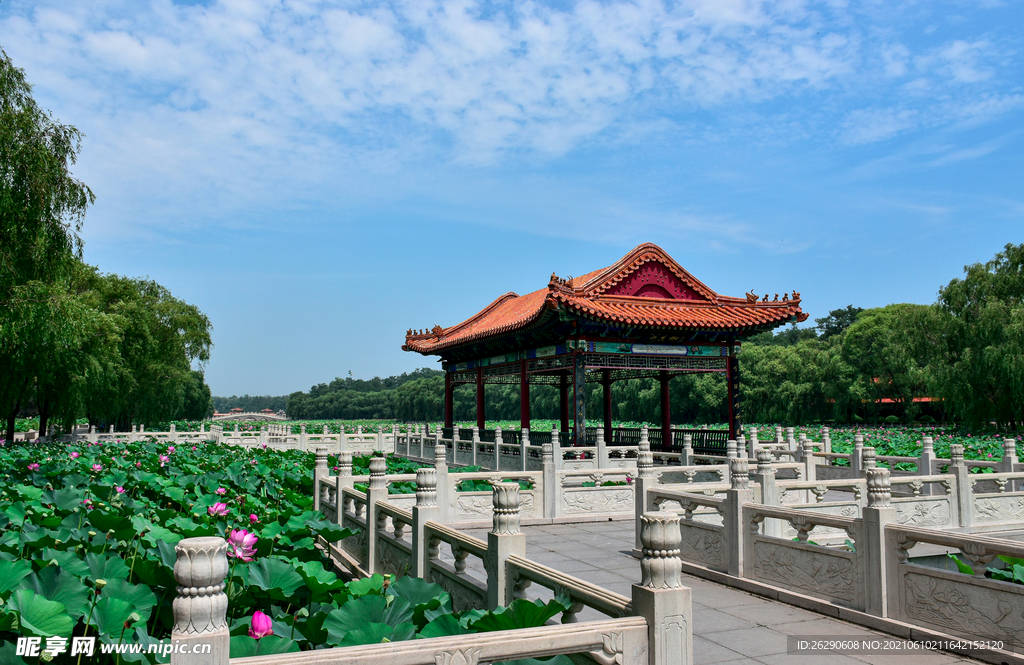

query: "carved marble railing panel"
left=562, top=459, right=597, bottom=471
left=476, top=452, right=496, bottom=469
left=972, top=493, right=1024, bottom=523
left=749, top=537, right=859, bottom=607
left=780, top=503, right=860, bottom=540
left=429, top=563, right=488, bottom=613
left=561, top=487, right=634, bottom=515
left=387, top=495, right=416, bottom=511
left=341, top=511, right=367, bottom=562
left=892, top=496, right=953, bottom=528
left=526, top=457, right=542, bottom=471
left=455, top=449, right=473, bottom=466
left=678, top=521, right=726, bottom=572
left=454, top=490, right=537, bottom=521
left=376, top=532, right=413, bottom=578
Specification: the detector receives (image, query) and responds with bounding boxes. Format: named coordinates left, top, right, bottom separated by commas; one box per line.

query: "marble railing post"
left=334, top=452, right=353, bottom=526
left=634, top=433, right=656, bottom=553
left=495, top=426, right=503, bottom=471
left=520, top=428, right=529, bottom=471
left=313, top=446, right=329, bottom=512
left=851, top=434, right=865, bottom=477
left=300, top=424, right=308, bottom=452
left=774, top=424, right=783, bottom=445
left=130, top=424, right=137, bottom=443
left=170, top=423, right=177, bottom=441
left=748, top=427, right=759, bottom=461
left=542, top=443, right=559, bottom=519
left=1001, top=438, right=1020, bottom=491
left=434, top=443, right=451, bottom=521
left=596, top=426, right=609, bottom=469
left=950, top=444, right=973, bottom=528
left=863, top=468, right=895, bottom=616
left=632, top=512, right=693, bottom=665
left=785, top=427, right=796, bottom=457
left=726, top=439, right=738, bottom=460
left=412, top=468, right=439, bottom=579
left=170, top=537, right=230, bottom=664
left=821, top=426, right=831, bottom=454
left=755, top=450, right=782, bottom=537
left=736, top=433, right=746, bottom=460
left=259, top=425, right=267, bottom=446
left=681, top=434, right=693, bottom=467
left=551, top=427, right=562, bottom=471
left=918, top=436, right=937, bottom=496
left=796, top=433, right=807, bottom=463
left=486, top=483, right=526, bottom=609
left=472, top=427, right=480, bottom=466
left=862, top=446, right=876, bottom=476
left=725, top=458, right=752, bottom=577
left=366, top=456, right=387, bottom=574
left=802, top=437, right=817, bottom=496
left=88, top=425, right=97, bottom=443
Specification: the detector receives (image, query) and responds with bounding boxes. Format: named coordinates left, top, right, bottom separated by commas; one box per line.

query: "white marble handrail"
left=506, top=553, right=632, bottom=619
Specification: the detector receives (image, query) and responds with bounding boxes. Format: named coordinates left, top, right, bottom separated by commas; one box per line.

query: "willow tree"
left=0, top=50, right=95, bottom=441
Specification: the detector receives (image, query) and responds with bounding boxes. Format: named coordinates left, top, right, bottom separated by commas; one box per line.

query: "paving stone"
left=701, top=626, right=792, bottom=657
left=693, top=607, right=758, bottom=634
left=693, top=635, right=747, bottom=664
left=758, top=652, right=867, bottom=665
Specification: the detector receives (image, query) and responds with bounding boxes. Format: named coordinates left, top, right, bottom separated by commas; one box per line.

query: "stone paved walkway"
left=454, top=521, right=983, bottom=665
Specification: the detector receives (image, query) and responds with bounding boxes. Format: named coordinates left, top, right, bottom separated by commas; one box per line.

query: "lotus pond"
left=0, top=439, right=572, bottom=664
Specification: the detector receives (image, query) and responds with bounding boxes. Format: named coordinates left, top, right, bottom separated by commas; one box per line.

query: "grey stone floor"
left=449, top=520, right=983, bottom=665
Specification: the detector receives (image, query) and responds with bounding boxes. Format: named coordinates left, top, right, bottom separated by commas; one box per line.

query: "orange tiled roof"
left=403, top=243, right=807, bottom=355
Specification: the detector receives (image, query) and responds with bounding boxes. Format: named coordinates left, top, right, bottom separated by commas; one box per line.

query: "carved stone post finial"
left=495, top=426, right=503, bottom=446
left=491, top=482, right=521, bottom=535
left=542, top=442, right=553, bottom=464
left=950, top=443, right=965, bottom=466
left=638, top=512, right=682, bottom=589
left=726, top=439, right=738, bottom=459
left=1004, top=438, right=1017, bottom=459
left=521, top=427, right=530, bottom=446
left=637, top=434, right=654, bottom=479
left=337, top=451, right=353, bottom=477
left=551, top=427, right=560, bottom=448
left=866, top=468, right=891, bottom=508
left=922, top=435, right=934, bottom=454
left=416, top=467, right=437, bottom=507
left=729, top=458, right=749, bottom=490
left=756, top=448, right=774, bottom=476
left=369, top=456, right=387, bottom=491
left=681, top=433, right=693, bottom=466
left=313, top=446, right=330, bottom=510
left=863, top=446, right=877, bottom=470
left=171, top=537, right=229, bottom=664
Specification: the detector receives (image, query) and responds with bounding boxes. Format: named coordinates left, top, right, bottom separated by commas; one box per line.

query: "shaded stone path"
left=454, top=521, right=982, bottom=665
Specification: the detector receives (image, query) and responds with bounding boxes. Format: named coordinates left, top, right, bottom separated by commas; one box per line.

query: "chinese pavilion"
left=403, top=243, right=806, bottom=446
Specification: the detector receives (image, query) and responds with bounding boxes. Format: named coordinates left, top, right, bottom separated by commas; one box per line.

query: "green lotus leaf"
left=5, top=502, right=27, bottom=527
left=38, top=548, right=90, bottom=578
left=306, top=518, right=356, bottom=542
left=86, top=552, right=131, bottom=581
left=388, top=576, right=451, bottom=627
left=19, top=567, right=90, bottom=620
left=11, top=485, right=44, bottom=502
left=294, top=560, right=345, bottom=600
left=323, top=594, right=413, bottom=644
left=346, top=573, right=384, bottom=597
left=418, top=613, right=472, bottom=638
left=40, top=488, right=85, bottom=511
left=91, top=596, right=139, bottom=636
left=101, top=578, right=158, bottom=622
left=0, top=608, right=20, bottom=632
left=0, top=559, right=32, bottom=596
left=229, top=635, right=300, bottom=657
left=467, top=597, right=570, bottom=633
left=247, top=558, right=304, bottom=600
left=6, top=589, right=74, bottom=637
left=334, top=621, right=414, bottom=647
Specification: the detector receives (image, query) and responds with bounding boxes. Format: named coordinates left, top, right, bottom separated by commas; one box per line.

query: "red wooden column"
left=559, top=373, right=569, bottom=433
left=660, top=371, right=671, bottom=452
left=476, top=366, right=485, bottom=430
left=519, top=359, right=530, bottom=430
left=444, top=371, right=454, bottom=429
left=602, top=369, right=613, bottom=445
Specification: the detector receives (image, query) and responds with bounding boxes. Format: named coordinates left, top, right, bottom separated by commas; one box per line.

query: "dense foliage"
left=213, top=395, right=288, bottom=414
left=0, top=440, right=573, bottom=663
left=0, top=51, right=214, bottom=442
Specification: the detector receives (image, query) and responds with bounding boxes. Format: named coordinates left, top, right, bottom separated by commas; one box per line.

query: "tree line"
left=1, top=51, right=214, bottom=440
left=288, top=242, right=1024, bottom=430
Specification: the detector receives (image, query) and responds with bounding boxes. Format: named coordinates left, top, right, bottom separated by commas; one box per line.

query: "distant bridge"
left=211, top=412, right=289, bottom=422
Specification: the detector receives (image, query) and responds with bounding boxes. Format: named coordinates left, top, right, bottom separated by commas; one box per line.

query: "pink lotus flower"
left=208, top=503, right=230, bottom=517
left=92, top=464, right=103, bottom=473
left=248, top=610, right=273, bottom=639
left=167, top=446, right=175, bottom=453
left=27, top=463, right=39, bottom=471
left=70, top=451, right=80, bottom=459
left=159, top=455, right=169, bottom=467
left=135, top=461, right=142, bottom=468
left=191, top=446, right=197, bottom=451
left=249, top=513, right=258, bottom=523
left=216, top=487, right=227, bottom=495
left=116, top=486, right=125, bottom=494
left=227, top=529, right=258, bottom=562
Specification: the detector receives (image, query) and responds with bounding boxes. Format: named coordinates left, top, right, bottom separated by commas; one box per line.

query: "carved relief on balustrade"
left=678, top=523, right=725, bottom=570
left=751, top=540, right=856, bottom=605
left=388, top=495, right=416, bottom=511
left=561, top=488, right=633, bottom=515
left=341, top=514, right=367, bottom=561
left=431, top=568, right=487, bottom=613
left=901, top=571, right=1024, bottom=642
left=781, top=504, right=858, bottom=540
left=973, top=495, right=1024, bottom=523
left=893, top=497, right=952, bottom=527
left=456, top=492, right=535, bottom=519
left=377, top=537, right=412, bottom=578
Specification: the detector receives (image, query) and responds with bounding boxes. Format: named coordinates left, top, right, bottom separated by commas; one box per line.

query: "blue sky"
left=3, top=0, right=1022, bottom=396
